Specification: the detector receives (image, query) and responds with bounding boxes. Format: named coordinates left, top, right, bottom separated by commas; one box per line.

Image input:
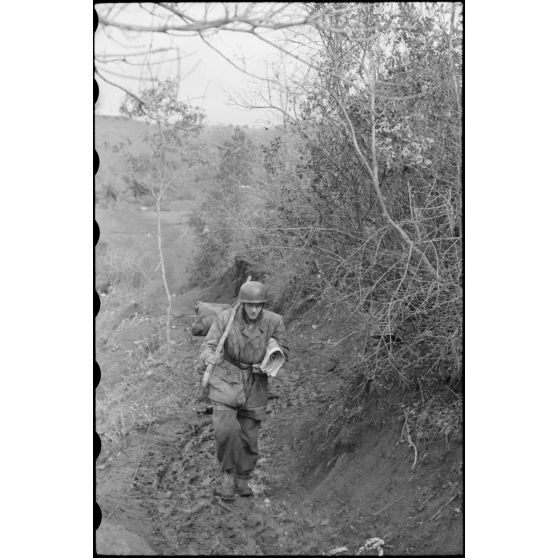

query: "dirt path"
left=97, top=332, right=343, bottom=555
left=97, top=326, right=463, bottom=555
left=96, top=204, right=463, bottom=555
left=95, top=198, right=347, bottom=554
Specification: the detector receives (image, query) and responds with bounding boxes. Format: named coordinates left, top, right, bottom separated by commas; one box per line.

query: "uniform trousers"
left=212, top=403, right=264, bottom=477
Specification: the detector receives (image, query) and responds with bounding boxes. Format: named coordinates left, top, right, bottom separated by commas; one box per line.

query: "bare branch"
left=97, top=9, right=314, bottom=34
left=267, top=3, right=292, bottom=20
left=97, top=23, right=151, bottom=51
left=95, top=68, right=147, bottom=108
left=95, top=69, right=205, bottom=135
left=331, top=88, right=440, bottom=280
left=378, top=91, right=432, bottom=101
left=96, top=46, right=178, bottom=59
left=96, top=53, right=186, bottom=67
left=250, top=28, right=321, bottom=72
left=96, top=65, right=153, bottom=81
left=197, top=32, right=269, bottom=82
left=158, top=2, right=196, bottom=24
left=97, top=13, right=224, bottom=33
left=138, top=3, right=166, bottom=19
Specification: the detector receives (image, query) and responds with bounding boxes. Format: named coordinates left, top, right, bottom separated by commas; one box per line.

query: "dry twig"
left=428, top=492, right=458, bottom=521
left=215, top=499, right=233, bottom=513
left=372, top=495, right=404, bottom=516
left=401, top=415, right=418, bottom=471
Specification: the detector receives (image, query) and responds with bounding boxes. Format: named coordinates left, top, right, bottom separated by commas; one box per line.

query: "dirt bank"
left=96, top=303, right=462, bottom=555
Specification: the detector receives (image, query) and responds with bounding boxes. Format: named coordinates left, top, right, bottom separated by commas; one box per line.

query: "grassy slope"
left=95, top=117, right=150, bottom=190
left=95, top=115, right=275, bottom=183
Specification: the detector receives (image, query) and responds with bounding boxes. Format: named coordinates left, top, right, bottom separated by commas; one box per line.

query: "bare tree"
left=119, top=77, right=205, bottom=346
left=94, top=3, right=377, bottom=104
left=96, top=3, right=310, bottom=99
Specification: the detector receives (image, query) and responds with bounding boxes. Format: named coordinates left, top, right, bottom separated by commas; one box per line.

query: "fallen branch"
left=408, top=452, right=428, bottom=481
left=356, top=537, right=385, bottom=556
left=215, top=499, right=233, bottom=513
left=328, top=546, right=349, bottom=555
left=428, top=492, right=459, bottom=521
left=372, top=495, right=404, bottom=516
left=323, top=330, right=359, bottom=346
left=401, top=415, right=418, bottom=471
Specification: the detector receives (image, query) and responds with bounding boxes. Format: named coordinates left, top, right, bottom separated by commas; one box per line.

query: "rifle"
left=200, top=302, right=240, bottom=394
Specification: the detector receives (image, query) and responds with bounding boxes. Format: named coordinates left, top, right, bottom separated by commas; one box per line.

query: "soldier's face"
left=244, top=303, right=263, bottom=320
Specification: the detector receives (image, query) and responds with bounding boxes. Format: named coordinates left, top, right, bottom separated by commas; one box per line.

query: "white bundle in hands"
left=259, top=338, right=286, bottom=377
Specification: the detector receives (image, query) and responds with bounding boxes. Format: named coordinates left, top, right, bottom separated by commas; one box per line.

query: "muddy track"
left=97, top=312, right=463, bottom=555
left=97, top=343, right=340, bottom=555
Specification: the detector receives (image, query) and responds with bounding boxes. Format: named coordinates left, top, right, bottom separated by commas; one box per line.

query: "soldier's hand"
left=195, top=359, right=205, bottom=376
left=205, top=353, right=219, bottom=366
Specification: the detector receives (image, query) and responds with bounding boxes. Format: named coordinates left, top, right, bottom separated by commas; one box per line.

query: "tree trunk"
left=155, top=195, right=172, bottom=346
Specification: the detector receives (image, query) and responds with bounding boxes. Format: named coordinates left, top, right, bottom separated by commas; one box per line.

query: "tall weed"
left=96, top=241, right=147, bottom=292
left=96, top=337, right=193, bottom=462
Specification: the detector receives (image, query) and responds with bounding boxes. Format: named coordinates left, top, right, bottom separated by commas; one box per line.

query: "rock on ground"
left=96, top=521, right=156, bottom=555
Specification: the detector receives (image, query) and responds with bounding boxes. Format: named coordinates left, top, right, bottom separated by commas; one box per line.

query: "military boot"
left=235, top=475, right=253, bottom=497
left=215, top=471, right=236, bottom=500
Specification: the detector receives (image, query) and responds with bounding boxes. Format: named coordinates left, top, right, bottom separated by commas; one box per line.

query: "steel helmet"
left=238, top=280, right=267, bottom=304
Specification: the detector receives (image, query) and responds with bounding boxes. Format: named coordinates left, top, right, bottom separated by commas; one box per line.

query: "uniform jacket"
left=200, top=307, right=289, bottom=415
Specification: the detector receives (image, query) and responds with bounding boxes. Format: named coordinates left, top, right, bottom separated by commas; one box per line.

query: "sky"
left=95, top=4, right=296, bottom=127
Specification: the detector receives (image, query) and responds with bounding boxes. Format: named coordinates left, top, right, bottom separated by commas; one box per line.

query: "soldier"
left=200, top=280, right=289, bottom=500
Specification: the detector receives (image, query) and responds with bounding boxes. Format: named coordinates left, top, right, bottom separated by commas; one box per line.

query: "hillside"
left=95, top=141, right=463, bottom=556
left=95, top=115, right=276, bottom=190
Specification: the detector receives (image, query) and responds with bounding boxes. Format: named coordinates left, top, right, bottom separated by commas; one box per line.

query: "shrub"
left=188, top=231, right=231, bottom=287
left=96, top=337, right=193, bottom=462
left=399, top=395, right=463, bottom=445
left=95, top=182, right=120, bottom=208
left=123, top=175, right=151, bottom=199
left=96, top=242, right=147, bottom=292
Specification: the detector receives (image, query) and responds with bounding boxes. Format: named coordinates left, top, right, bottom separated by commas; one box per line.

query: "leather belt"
left=226, top=356, right=257, bottom=371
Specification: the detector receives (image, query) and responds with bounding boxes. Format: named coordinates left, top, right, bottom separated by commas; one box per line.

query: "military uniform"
left=200, top=306, right=289, bottom=479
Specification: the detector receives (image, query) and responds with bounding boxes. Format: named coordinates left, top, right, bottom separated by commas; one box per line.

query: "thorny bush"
left=189, top=4, right=462, bottom=457
left=247, top=3, right=461, bottom=454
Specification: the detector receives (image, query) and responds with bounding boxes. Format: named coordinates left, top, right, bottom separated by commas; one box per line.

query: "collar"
left=239, top=311, right=264, bottom=341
